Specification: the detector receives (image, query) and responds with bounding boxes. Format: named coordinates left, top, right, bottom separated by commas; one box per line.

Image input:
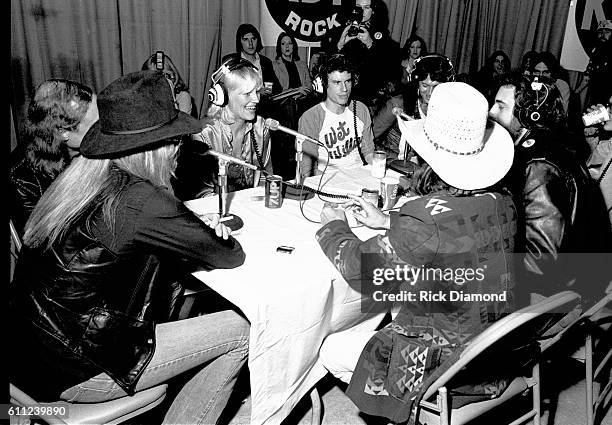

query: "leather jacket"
left=9, top=171, right=245, bottom=401
left=508, top=129, right=611, bottom=297
left=9, top=151, right=60, bottom=236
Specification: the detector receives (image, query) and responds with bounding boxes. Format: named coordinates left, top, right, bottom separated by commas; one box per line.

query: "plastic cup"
left=371, top=151, right=387, bottom=178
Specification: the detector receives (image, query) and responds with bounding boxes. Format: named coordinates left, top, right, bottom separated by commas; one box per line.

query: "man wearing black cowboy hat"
left=10, top=70, right=250, bottom=424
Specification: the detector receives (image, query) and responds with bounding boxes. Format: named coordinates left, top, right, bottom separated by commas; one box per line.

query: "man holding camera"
left=323, top=0, right=400, bottom=106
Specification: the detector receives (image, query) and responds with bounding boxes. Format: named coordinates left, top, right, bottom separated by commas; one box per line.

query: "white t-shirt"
left=298, top=101, right=374, bottom=172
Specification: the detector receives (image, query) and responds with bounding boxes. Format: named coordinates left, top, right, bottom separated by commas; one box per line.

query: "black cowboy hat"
left=81, top=70, right=202, bottom=158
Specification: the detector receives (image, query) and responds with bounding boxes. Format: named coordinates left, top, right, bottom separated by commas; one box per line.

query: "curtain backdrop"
left=11, top=0, right=573, bottom=149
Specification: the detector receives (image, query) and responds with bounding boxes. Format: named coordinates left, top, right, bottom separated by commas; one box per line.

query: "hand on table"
left=199, top=213, right=232, bottom=239
left=321, top=203, right=348, bottom=225
left=346, top=195, right=390, bottom=230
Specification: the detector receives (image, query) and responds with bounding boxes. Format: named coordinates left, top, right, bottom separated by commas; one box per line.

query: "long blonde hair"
left=24, top=143, right=179, bottom=249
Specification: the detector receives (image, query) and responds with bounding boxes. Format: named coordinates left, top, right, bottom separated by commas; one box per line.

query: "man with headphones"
left=298, top=54, right=374, bottom=178
left=489, top=73, right=611, bottom=303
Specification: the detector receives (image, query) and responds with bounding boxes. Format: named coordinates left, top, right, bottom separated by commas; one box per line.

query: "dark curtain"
left=11, top=0, right=574, bottom=149
left=10, top=0, right=264, bottom=144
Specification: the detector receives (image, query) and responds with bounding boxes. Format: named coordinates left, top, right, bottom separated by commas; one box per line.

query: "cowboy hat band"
left=81, top=70, right=202, bottom=158
left=398, top=82, right=514, bottom=190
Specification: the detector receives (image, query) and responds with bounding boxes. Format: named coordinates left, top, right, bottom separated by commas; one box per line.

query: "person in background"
left=142, top=51, right=197, bottom=118
left=400, top=34, right=427, bottom=85
left=187, top=56, right=272, bottom=195
left=377, top=54, right=455, bottom=159
left=584, top=97, right=612, bottom=227
left=531, top=51, right=572, bottom=115
left=316, top=82, right=517, bottom=424
left=9, top=70, right=249, bottom=425
left=403, top=54, right=456, bottom=119
left=270, top=31, right=314, bottom=179
left=9, top=79, right=98, bottom=236
left=272, top=32, right=311, bottom=95
left=489, top=73, right=611, bottom=303
left=235, top=23, right=281, bottom=96
left=576, top=19, right=612, bottom=107
left=518, top=50, right=538, bottom=79
left=473, top=50, right=511, bottom=104
left=324, top=0, right=400, bottom=107
left=298, top=53, right=374, bottom=178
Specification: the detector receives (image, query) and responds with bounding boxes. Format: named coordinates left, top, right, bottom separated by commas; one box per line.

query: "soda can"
left=361, top=188, right=380, bottom=207
left=265, top=175, right=283, bottom=208
left=582, top=105, right=610, bottom=126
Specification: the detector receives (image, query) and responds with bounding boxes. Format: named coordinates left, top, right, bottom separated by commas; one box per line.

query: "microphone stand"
left=387, top=117, right=416, bottom=177
left=284, top=136, right=314, bottom=200
left=217, top=159, right=244, bottom=231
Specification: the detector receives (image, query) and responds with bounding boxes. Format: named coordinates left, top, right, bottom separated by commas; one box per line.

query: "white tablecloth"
left=185, top=164, right=401, bottom=424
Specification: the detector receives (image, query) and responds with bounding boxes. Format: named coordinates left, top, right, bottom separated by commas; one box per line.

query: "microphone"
left=264, top=118, right=320, bottom=146
left=392, top=107, right=414, bottom=121
left=264, top=118, right=315, bottom=200
left=205, top=149, right=260, bottom=171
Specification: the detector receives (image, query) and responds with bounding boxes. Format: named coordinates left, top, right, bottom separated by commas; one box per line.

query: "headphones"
left=208, top=56, right=257, bottom=106
left=515, top=77, right=550, bottom=129
left=311, top=53, right=359, bottom=94
left=411, top=54, right=456, bottom=82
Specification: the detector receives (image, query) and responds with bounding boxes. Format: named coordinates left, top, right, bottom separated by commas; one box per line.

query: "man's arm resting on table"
left=316, top=220, right=393, bottom=287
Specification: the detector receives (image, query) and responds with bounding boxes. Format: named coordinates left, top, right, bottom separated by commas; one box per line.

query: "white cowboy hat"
left=398, top=82, right=514, bottom=190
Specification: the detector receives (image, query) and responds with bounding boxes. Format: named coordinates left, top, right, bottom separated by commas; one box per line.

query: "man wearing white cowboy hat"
left=314, top=82, right=518, bottom=424
left=489, top=73, right=611, bottom=303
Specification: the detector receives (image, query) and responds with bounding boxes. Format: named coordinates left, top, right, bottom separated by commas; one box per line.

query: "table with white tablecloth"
left=185, top=164, right=403, bottom=425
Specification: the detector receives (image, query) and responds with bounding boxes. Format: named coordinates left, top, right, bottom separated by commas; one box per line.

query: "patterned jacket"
left=316, top=191, right=518, bottom=423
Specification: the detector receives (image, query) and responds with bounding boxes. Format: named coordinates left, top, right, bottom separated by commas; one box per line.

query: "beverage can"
left=265, top=175, right=283, bottom=208
left=380, top=176, right=399, bottom=210
left=371, top=151, right=387, bottom=178
left=361, top=188, right=380, bottom=207
left=582, top=105, right=610, bottom=126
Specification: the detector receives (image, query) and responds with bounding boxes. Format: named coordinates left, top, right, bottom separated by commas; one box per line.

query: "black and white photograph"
left=9, top=1, right=612, bottom=424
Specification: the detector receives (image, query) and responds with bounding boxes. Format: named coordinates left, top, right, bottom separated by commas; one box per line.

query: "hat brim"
left=81, top=111, right=203, bottom=159
left=398, top=118, right=514, bottom=190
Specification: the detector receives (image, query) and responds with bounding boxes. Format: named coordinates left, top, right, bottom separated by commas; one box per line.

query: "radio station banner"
left=260, top=0, right=356, bottom=47
left=560, top=0, right=610, bottom=72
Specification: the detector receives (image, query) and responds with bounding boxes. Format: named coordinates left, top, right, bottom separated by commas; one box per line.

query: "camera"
left=346, top=6, right=363, bottom=36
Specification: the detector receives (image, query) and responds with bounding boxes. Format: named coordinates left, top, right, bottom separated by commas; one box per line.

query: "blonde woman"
left=190, top=55, right=273, bottom=194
